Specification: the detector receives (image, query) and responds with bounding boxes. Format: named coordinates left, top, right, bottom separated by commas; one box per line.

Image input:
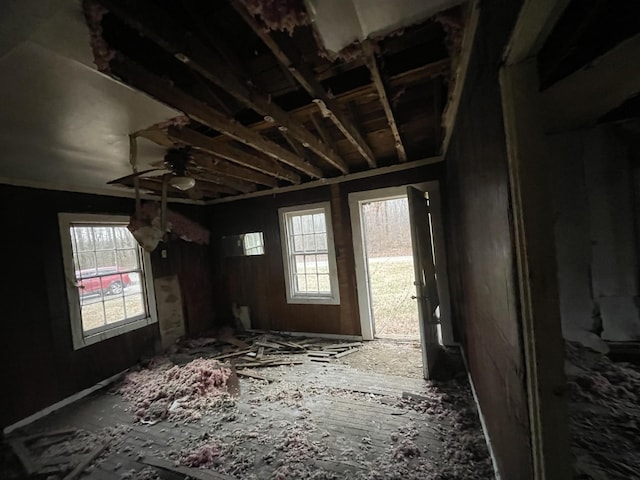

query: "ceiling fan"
left=108, top=147, right=201, bottom=192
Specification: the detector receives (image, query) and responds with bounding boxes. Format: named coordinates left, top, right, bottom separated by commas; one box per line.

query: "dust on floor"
left=565, top=342, right=640, bottom=479
left=2, top=336, right=493, bottom=479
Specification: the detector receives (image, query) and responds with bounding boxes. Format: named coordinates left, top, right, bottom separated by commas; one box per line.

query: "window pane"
left=303, top=234, right=316, bottom=252
left=294, top=275, right=307, bottom=292
left=103, top=297, right=126, bottom=325
left=313, top=213, right=326, bottom=233
left=291, top=216, right=302, bottom=235
left=116, top=249, right=139, bottom=270
left=95, top=250, right=116, bottom=270
left=81, top=302, right=106, bottom=331
left=72, top=227, right=94, bottom=252
left=305, top=255, right=318, bottom=274
left=293, top=254, right=306, bottom=274
left=114, top=227, right=136, bottom=248
left=318, top=274, right=331, bottom=293
left=316, top=254, right=329, bottom=273
left=315, top=233, right=327, bottom=251
left=306, top=275, right=319, bottom=292
left=301, top=214, right=314, bottom=234
left=93, top=227, right=115, bottom=250
left=124, top=292, right=146, bottom=319
left=293, top=234, right=304, bottom=253
left=243, top=232, right=264, bottom=256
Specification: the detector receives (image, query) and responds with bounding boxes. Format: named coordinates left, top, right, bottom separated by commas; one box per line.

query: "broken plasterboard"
left=154, top=275, right=186, bottom=348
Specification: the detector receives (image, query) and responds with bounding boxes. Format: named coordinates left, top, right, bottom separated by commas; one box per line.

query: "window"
left=279, top=203, right=340, bottom=304
left=243, top=232, right=264, bottom=256
left=59, top=214, right=157, bottom=349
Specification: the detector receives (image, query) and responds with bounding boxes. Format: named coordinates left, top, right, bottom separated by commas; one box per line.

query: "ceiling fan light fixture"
left=169, top=176, right=196, bottom=191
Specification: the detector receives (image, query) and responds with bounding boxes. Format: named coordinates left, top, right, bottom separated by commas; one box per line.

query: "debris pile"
left=5, top=425, right=130, bottom=479
left=565, top=341, right=640, bottom=479
left=118, top=357, right=232, bottom=422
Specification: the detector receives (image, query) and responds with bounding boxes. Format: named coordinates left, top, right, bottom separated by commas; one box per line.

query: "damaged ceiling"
left=86, top=0, right=467, bottom=202
left=0, top=0, right=467, bottom=202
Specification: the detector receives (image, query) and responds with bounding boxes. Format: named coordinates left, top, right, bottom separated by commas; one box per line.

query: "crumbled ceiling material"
left=238, top=0, right=309, bottom=34
left=128, top=201, right=210, bottom=251
left=83, top=0, right=115, bottom=73
left=83, top=0, right=464, bottom=201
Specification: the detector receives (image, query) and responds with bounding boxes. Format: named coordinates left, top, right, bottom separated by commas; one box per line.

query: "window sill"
left=73, top=317, right=156, bottom=350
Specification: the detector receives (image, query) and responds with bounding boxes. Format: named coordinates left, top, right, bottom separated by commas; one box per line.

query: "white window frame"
left=58, top=213, right=158, bottom=350
left=279, top=202, right=340, bottom=305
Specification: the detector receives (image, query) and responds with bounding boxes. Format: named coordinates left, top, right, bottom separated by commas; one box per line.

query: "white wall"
left=550, top=125, right=640, bottom=343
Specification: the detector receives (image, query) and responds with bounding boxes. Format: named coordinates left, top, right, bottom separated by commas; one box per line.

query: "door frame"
left=348, top=181, right=454, bottom=345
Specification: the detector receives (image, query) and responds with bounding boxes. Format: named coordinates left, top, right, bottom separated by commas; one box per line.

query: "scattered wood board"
left=212, top=348, right=256, bottom=360
left=236, top=369, right=274, bottom=382
left=334, top=348, right=358, bottom=359
left=63, top=442, right=109, bottom=480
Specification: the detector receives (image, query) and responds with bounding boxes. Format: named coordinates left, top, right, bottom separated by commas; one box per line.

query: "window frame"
left=278, top=202, right=340, bottom=305
left=58, top=213, right=158, bottom=350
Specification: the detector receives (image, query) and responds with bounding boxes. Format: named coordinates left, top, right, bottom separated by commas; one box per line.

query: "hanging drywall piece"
left=305, top=0, right=465, bottom=56
left=128, top=201, right=210, bottom=251
left=154, top=275, right=186, bottom=349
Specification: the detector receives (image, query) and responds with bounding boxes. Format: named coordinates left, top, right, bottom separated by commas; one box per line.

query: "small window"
left=58, top=214, right=157, bottom=349
left=243, top=232, right=264, bottom=256
left=279, top=203, right=340, bottom=304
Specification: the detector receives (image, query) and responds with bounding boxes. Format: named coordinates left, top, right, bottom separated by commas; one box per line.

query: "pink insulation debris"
left=128, top=202, right=210, bottom=251
left=179, top=442, right=223, bottom=468
left=82, top=0, right=116, bottom=72
left=238, top=0, right=308, bottom=34
left=117, top=358, right=232, bottom=422
left=565, top=342, right=640, bottom=478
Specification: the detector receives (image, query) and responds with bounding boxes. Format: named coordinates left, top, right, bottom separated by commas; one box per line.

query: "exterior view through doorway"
left=360, top=196, right=420, bottom=339
left=349, top=183, right=453, bottom=379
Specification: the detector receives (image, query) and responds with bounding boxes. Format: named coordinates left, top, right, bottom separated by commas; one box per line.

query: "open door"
left=407, top=186, right=440, bottom=379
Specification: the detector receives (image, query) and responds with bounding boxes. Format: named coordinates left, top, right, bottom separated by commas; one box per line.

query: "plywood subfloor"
left=3, top=342, right=493, bottom=479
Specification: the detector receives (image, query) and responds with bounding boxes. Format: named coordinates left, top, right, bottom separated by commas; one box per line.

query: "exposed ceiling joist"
left=188, top=152, right=279, bottom=188
left=362, top=40, right=407, bottom=162
left=194, top=170, right=257, bottom=194
left=542, top=33, right=640, bottom=132
left=110, top=57, right=323, bottom=178
left=97, top=0, right=348, bottom=175
left=166, top=126, right=302, bottom=184
left=231, top=0, right=377, bottom=169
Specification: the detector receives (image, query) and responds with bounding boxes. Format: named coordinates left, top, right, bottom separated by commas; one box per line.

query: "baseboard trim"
left=460, top=348, right=501, bottom=480
left=3, top=370, right=127, bottom=436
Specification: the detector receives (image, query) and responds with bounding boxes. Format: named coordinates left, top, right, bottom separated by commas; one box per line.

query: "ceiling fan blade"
left=107, top=168, right=165, bottom=185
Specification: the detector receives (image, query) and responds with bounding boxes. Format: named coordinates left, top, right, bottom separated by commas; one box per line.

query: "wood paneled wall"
left=207, top=164, right=444, bottom=336
left=0, top=185, right=213, bottom=430
left=443, top=0, right=532, bottom=478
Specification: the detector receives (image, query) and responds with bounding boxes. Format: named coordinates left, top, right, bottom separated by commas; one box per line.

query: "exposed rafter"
left=166, top=126, right=302, bottom=184
left=362, top=41, right=408, bottom=162
left=188, top=152, right=279, bottom=188
left=109, top=57, right=322, bottom=179
left=96, top=0, right=348, bottom=174
left=231, top=0, right=377, bottom=168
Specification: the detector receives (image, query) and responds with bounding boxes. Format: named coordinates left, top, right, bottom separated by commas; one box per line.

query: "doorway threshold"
left=375, top=334, right=421, bottom=342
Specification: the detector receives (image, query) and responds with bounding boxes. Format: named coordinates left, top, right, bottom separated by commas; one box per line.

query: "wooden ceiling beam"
left=362, top=41, right=408, bottom=163
left=231, top=0, right=377, bottom=168
left=189, top=152, right=279, bottom=188
left=192, top=170, right=256, bottom=194
left=167, top=126, right=302, bottom=184
left=247, top=60, right=450, bottom=133
left=109, top=57, right=321, bottom=179
left=98, top=0, right=344, bottom=174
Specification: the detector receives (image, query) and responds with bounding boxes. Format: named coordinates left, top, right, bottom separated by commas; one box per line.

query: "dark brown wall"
left=208, top=163, right=444, bottom=335
left=443, top=1, right=531, bottom=478
left=0, top=185, right=213, bottom=430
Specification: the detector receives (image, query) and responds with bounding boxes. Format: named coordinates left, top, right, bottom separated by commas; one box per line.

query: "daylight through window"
left=59, top=214, right=157, bottom=349
left=279, top=203, right=340, bottom=304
